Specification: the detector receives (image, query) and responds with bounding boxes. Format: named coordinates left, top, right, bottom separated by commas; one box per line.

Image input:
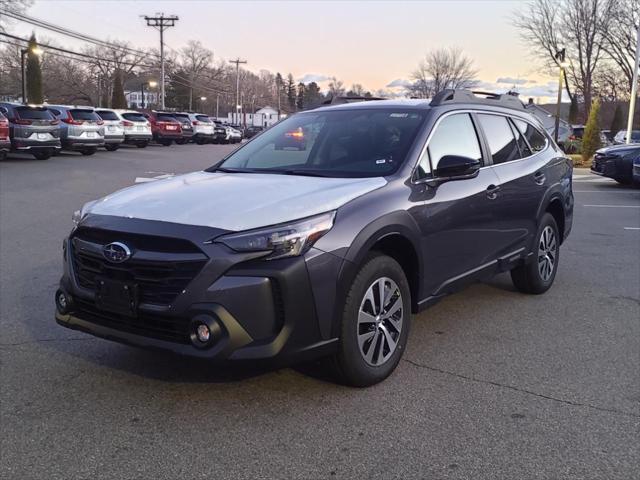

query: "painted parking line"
left=623, top=227, right=640, bottom=230
left=583, top=204, right=640, bottom=208
left=574, top=190, right=640, bottom=193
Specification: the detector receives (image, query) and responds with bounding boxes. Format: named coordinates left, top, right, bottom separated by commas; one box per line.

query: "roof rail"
left=430, top=89, right=525, bottom=111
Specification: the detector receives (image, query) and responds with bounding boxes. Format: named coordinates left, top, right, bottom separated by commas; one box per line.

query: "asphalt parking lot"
left=1, top=144, right=638, bottom=480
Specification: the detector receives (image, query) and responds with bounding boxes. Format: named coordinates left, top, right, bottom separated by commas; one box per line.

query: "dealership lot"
left=1, top=146, right=638, bottom=479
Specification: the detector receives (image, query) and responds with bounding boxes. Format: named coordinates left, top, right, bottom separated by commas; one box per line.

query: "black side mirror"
left=435, top=155, right=481, bottom=179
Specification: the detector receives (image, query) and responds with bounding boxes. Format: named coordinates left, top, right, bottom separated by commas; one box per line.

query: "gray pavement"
left=1, top=145, right=639, bottom=479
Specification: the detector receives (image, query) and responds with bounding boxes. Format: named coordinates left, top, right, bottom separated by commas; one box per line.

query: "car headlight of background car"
left=215, top=211, right=336, bottom=260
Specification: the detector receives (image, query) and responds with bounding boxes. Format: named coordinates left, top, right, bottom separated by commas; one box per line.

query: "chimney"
left=528, top=98, right=534, bottom=105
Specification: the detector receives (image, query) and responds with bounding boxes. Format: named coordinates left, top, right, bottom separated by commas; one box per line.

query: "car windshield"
left=70, top=109, right=100, bottom=121
left=122, top=113, right=146, bottom=122
left=96, top=110, right=119, bottom=121
left=16, top=107, right=54, bottom=120
left=211, top=108, right=426, bottom=177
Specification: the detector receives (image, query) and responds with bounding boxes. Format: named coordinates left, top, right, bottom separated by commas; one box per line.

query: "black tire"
left=0, top=150, right=6, bottom=161
left=136, top=142, right=148, bottom=149
left=32, top=150, right=51, bottom=160
left=80, top=148, right=96, bottom=156
left=175, top=138, right=186, bottom=145
left=511, top=212, right=560, bottom=294
left=160, top=140, right=172, bottom=147
left=329, top=253, right=411, bottom=387
left=615, top=177, right=632, bottom=185
left=196, top=138, right=206, bottom=145
left=105, top=144, right=119, bottom=152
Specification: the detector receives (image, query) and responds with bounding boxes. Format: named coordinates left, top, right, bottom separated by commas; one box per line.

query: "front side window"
left=213, top=109, right=426, bottom=178
left=478, top=114, right=521, bottom=165
left=422, top=113, right=482, bottom=175
left=513, top=119, right=547, bottom=152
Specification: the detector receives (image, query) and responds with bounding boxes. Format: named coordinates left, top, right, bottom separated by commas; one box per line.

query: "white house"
left=124, top=90, right=159, bottom=109
left=524, top=98, right=570, bottom=133
left=227, top=106, right=283, bottom=127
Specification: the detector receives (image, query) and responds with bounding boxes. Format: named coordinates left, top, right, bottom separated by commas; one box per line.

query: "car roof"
left=312, top=98, right=431, bottom=113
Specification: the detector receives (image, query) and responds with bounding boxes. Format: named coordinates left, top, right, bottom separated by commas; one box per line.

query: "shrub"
left=581, top=100, right=601, bottom=162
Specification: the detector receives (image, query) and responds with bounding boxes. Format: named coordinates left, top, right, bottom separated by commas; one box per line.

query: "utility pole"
left=626, top=27, right=640, bottom=144
left=216, top=93, right=220, bottom=119
left=230, top=58, right=247, bottom=124
left=144, top=14, right=179, bottom=110
left=554, top=48, right=568, bottom=144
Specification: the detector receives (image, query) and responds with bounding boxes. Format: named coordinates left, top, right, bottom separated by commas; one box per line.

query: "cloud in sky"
left=496, top=77, right=532, bottom=85
left=299, top=74, right=331, bottom=84
left=386, top=78, right=412, bottom=88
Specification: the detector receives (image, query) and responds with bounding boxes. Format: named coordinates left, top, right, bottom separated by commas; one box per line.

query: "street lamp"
left=21, top=45, right=43, bottom=104
left=140, top=80, right=157, bottom=109
left=554, top=48, right=569, bottom=144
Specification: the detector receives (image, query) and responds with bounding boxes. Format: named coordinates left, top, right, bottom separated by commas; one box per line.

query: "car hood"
left=597, top=144, right=640, bottom=157
left=87, top=171, right=387, bottom=231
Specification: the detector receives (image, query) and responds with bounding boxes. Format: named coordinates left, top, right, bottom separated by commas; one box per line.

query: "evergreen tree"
left=25, top=34, right=43, bottom=103
left=296, top=82, right=305, bottom=111
left=581, top=99, right=601, bottom=162
left=286, top=73, right=296, bottom=111
left=609, top=104, right=624, bottom=135
left=303, top=82, right=323, bottom=109
left=275, top=73, right=284, bottom=113
left=568, top=96, right=579, bottom=124
left=111, top=70, right=127, bottom=109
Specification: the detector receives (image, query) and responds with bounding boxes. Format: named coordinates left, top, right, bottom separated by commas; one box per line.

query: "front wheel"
left=329, top=253, right=411, bottom=387
left=511, top=213, right=560, bottom=294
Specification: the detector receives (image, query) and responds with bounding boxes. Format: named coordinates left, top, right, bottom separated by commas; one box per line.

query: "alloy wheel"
left=538, top=225, right=557, bottom=282
left=357, top=277, right=403, bottom=366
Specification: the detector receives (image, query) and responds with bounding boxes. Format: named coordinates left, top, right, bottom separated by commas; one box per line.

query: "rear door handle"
left=533, top=171, right=546, bottom=185
left=486, top=184, right=500, bottom=200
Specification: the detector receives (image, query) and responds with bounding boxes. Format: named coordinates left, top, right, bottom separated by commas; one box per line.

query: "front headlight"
left=215, top=211, right=336, bottom=260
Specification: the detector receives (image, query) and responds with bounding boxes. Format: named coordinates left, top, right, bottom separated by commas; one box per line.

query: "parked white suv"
left=114, top=110, right=152, bottom=148
left=181, top=113, right=215, bottom=144
left=95, top=108, right=125, bottom=151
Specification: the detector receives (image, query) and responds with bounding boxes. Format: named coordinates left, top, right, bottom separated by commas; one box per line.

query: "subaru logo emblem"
left=103, top=242, right=131, bottom=263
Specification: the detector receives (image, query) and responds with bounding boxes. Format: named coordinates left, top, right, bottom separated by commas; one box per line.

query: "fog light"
left=196, top=324, right=210, bottom=343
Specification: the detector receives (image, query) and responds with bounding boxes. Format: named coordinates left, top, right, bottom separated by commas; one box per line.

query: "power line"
left=144, top=14, right=179, bottom=109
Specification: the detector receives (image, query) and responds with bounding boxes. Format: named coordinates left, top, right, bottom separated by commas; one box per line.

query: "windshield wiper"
left=214, top=167, right=262, bottom=174
left=269, top=169, right=331, bottom=177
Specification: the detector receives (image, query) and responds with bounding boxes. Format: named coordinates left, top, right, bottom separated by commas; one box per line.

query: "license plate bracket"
left=95, top=278, right=138, bottom=317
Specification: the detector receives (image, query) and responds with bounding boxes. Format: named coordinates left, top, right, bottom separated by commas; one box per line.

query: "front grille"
left=74, top=297, right=190, bottom=343
left=71, top=228, right=208, bottom=306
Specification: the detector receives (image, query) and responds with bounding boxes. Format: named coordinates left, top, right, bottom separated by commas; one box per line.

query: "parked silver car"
left=114, top=110, right=152, bottom=148
left=95, top=108, right=125, bottom=151
left=46, top=105, right=105, bottom=155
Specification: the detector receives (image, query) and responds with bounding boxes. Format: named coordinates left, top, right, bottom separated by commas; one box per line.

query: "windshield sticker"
left=389, top=113, right=408, bottom=118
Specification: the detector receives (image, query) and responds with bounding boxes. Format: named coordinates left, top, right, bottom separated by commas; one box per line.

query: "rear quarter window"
left=513, top=119, right=547, bottom=153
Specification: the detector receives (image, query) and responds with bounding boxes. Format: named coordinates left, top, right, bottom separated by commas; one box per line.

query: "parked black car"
left=171, top=113, right=195, bottom=145
left=56, top=90, right=574, bottom=386
left=245, top=125, right=264, bottom=139
left=591, top=143, right=640, bottom=185
left=0, top=102, right=61, bottom=160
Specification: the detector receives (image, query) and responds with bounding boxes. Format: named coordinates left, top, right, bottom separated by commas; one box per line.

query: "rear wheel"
left=329, top=253, right=411, bottom=387
left=160, top=139, right=172, bottom=147
left=511, top=213, right=560, bottom=294
left=32, top=149, right=52, bottom=160
left=105, top=144, right=119, bottom=152
left=80, top=148, right=96, bottom=156
left=136, top=141, right=148, bottom=149
left=175, top=138, right=187, bottom=145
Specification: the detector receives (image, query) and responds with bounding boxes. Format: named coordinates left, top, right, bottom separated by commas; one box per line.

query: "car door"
left=477, top=113, right=549, bottom=256
left=410, top=112, right=503, bottom=296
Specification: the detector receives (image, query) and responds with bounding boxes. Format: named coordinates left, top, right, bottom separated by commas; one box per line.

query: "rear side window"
left=421, top=113, right=482, bottom=175
left=70, top=109, right=100, bottom=121
left=122, top=113, right=147, bottom=122
left=513, top=119, right=547, bottom=152
left=509, top=119, right=532, bottom=157
left=196, top=115, right=212, bottom=123
left=96, top=110, right=119, bottom=121
left=16, top=107, right=54, bottom=120
left=477, top=114, right=521, bottom=165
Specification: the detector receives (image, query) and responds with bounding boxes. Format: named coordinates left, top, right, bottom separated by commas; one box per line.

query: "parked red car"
left=140, top=110, right=182, bottom=146
left=0, top=111, right=11, bottom=160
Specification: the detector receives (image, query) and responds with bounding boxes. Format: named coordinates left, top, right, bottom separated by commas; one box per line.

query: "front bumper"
left=56, top=216, right=341, bottom=363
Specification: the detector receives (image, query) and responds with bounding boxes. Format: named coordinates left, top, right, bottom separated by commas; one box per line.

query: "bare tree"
left=601, top=0, right=640, bottom=91
left=514, top=0, right=612, bottom=116
left=179, top=40, right=213, bottom=110
left=407, top=47, right=477, bottom=98
left=0, top=0, right=33, bottom=32
left=327, top=77, right=345, bottom=98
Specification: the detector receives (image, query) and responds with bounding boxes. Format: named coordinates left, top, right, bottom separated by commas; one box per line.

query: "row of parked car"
left=552, top=123, right=640, bottom=152
left=0, top=102, right=251, bottom=160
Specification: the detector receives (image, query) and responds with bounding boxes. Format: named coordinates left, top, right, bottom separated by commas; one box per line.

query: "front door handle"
left=486, top=184, right=500, bottom=200
left=533, top=171, right=546, bottom=185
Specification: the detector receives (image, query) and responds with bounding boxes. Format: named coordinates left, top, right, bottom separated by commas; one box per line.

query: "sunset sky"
left=15, top=0, right=562, bottom=101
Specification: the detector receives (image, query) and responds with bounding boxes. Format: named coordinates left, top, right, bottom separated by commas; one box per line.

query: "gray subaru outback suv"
left=56, top=90, right=573, bottom=386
